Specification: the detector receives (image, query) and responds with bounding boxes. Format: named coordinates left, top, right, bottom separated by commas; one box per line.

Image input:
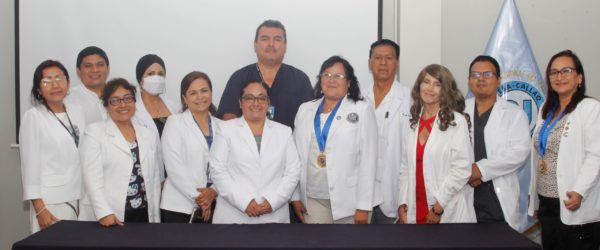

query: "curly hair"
left=409, top=64, right=470, bottom=131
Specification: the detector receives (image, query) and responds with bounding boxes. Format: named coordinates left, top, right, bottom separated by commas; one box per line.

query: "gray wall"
left=1, top=0, right=599, bottom=249
left=0, top=0, right=30, bottom=249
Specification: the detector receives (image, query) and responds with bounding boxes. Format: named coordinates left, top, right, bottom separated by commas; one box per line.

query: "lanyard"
left=193, top=115, right=213, bottom=148
left=314, top=98, right=343, bottom=152
left=537, top=109, right=564, bottom=156
left=50, top=107, right=79, bottom=147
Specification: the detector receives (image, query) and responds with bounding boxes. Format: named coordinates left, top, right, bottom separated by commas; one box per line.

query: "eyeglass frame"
left=108, top=94, right=136, bottom=106
left=319, top=72, right=346, bottom=80
left=240, top=94, right=269, bottom=104
left=549, top=67, right=576, bottom=79
left=469, top=71, right=497, bottom=79
left=41, top=75, right=68, bottom=86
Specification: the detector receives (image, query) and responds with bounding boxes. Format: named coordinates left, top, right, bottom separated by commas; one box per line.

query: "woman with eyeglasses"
left=209, top=80, right=301, bottom=224
left=528, top=50, right=600, bottom=249
left=20, top=60, right=86, bottom=233
left=291, top=56, right=378, bottom=224
left=397, top=64, right=475, bottom=224
left=79, top=78, right=161, bottom=226
left=160, top=71, right=220, bottom=223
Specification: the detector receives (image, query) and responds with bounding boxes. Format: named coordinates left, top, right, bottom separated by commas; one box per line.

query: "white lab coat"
left=528, top=98, right=600, bottom=225
left=465, top=98, right=531, bottom=230
left=160, top=110, right=221, bottom=215
left=364, top=81, right=412, bottom=218
left=65, top=85, right=106, bottom=125
left=132, top=90, right=180, bottom=137
left=19, top=104, right=86, bottom=204
left=79, top=119, right=161, bottom=222
left=131, top=92, right=179, bottom=182
left=398, top=111, right=476, bottom=223
left=209, top=118, right=301, bottom=224
left=292, top=96, right=378, bottom=220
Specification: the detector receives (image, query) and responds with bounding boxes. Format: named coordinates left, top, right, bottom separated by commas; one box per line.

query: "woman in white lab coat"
left=19, top=60, right=86, bottom=233
left=291, top=56, right=378, bottom=224
left=160, top=71, right=220, bottom=223
left=397, top=64, right=475, bottom=224
left=209, top=80, right=302, bottom=224
left=79, top=78, right=161, bottom=226
left=528, top=50, right=600, bottom=250
left=132, top=54, right=180, bottom=138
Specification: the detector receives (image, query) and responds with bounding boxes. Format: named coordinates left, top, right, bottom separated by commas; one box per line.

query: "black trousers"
left=161, top=209, right=192, bottom=223
left=538, top=195, right=600, bottom=250
left=124, top=208, right=149, bottom=223
left=161, top=201, right=216, bottom=224
left=474, top=180, right=505, bottom=223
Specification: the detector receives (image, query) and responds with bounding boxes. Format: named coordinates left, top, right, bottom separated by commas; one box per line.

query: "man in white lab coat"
left=65, top=46, right=110, bottom=125
left=363, top=39, right=411, bottom=224
left=465, top=55, right=531, bottom=230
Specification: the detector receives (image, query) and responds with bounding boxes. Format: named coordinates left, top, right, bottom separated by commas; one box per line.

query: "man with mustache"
left=217, top=19, right=313, bottom=129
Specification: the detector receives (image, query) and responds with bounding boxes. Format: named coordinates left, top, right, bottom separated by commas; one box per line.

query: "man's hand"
left=468, top=163, right=482, bottom=187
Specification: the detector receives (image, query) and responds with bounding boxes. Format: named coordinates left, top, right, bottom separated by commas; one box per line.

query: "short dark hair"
left=469, top=55, right=501, bottom=78
left=136, top=54, right=166, bottom=83
left=541, top=49, right=587, bottom=119
left=254, top=19, right=287, bottom=43
left=180, top=71, right=217, bottom=115
left=369, top=39, right=400, bottom=59
left=76, top=46, right=109, bottom=69
left=314, top=56, right=363, bottom=102
left=101, top=78, right=137, bottom=107
left=31, top=60, right=70, bottom=107
left=239, top=80, right=270, bottom=100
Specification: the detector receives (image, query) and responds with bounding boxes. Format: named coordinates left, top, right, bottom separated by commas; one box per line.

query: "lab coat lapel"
left=106, top=119, right=132, bottom=155
left=135, top=123, right=152, bottom=164
left=183, top=110, right=209, bottom=152
left=483, top=100, right=504, bottom=150
left=324, top=96, right=348, bottom=142
left=238, top=118, right=261, bottom=161
left=259, top=120, right=274, bottom=159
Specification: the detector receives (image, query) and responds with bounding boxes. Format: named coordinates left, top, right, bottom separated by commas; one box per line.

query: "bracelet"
left=36, top=207, right=47, bottom=216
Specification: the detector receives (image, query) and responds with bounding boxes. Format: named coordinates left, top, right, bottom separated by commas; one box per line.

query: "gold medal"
left=538, top=158, right=547, bottom=174
left=317, top=152, right=327, bottom=168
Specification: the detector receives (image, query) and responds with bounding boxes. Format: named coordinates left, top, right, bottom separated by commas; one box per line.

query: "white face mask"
left=142, top=75, right=166, bottom=95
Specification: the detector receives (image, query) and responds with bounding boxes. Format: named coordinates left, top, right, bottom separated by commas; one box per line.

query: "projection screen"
left=16, top=0, right=380, bottom=130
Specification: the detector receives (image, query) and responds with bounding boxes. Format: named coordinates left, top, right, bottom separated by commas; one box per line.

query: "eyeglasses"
left=549, top=67, right=576, bottom=79
left=41, top=76, right=68, bottom=86
left=320, top=72, right=346, bottom=80
left=108, top=95, right=136, bottom=106
left=469, top=71, right=496, bottom=79
left=241, top=94, right=269, bottom=104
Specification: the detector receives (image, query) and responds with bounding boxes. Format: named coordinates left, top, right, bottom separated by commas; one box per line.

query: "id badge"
left=268, top=105, right=275, bottom=120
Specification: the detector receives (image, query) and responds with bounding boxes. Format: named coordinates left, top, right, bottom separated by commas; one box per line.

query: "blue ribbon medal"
left=313, top=98, right=343, bottom=168
left=537, top=109, right=564, bottom=174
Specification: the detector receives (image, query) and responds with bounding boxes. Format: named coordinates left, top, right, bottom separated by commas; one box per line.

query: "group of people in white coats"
left=18, top=39, right=600, bottom=249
